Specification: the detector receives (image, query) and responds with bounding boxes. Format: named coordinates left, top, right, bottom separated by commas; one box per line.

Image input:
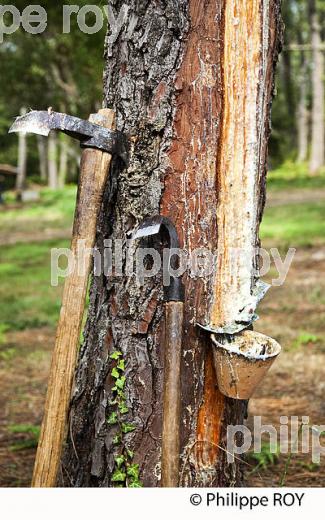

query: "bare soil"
left=0, top=248, right=324, bottom=487
left=245, top=245, right=325, bottom=486
left=267, top=188, right=325, bottom=207
left=0, top=328, right=53, bottom=486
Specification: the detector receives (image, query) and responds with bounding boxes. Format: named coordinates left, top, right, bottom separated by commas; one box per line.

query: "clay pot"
left=211, top=330, right=281, bottom=400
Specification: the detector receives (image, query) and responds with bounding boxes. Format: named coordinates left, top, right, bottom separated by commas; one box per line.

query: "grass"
left=0, top=165, right=325, bottom=335
left=298, top=461, right=320, bottom=473
left=248, top=441, right=280, bottom=474
left=0, top=323, right=9, bottom=345
left=0, top=347, right=17, bottom=361
left=0, top=187, right=75, bottom=333
left=261, top=201, right=325, bottom=247
left=0, top=239, right=67, bottom=332
left=289, top=331, right=322, bottom=351
left=0, top=188, right=92, bottom=339
left=8, top=424, right=40, bottom=452
left=267, top=161, right=325, bottom=191
left=0, top=186, right=76, bottom=235
left=309, top=287, right=325, bottom=305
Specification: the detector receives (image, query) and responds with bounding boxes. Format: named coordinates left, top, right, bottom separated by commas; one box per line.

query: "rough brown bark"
left=61, top=0, right=282, bottom=487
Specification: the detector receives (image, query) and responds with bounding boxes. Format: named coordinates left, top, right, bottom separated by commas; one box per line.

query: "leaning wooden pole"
left=62, top=0, right=282, bottom=487
left=32, top=110, right=115, bottom=487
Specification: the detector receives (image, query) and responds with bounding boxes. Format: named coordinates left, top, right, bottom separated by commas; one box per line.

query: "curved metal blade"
left=133, top=216, right=162, bottom=239
left=9, top=110, right=98, bottom=139
left=132, top=215, right=184, bottom=302
left=132, top=215, right=180, bottom=249
left=9, top=111, right=52, bottom=136
left=8, top=110, right=129, bottom=165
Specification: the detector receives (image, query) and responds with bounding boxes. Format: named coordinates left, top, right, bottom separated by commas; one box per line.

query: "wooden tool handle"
left=161, top=301, right=184, bottom=487
left=32, top=109, right=115, bottom=487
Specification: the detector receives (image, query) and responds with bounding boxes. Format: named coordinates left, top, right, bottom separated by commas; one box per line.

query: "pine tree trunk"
left=297, top=55, right=309, bottom=163
left=58, top=134, right=68, bottom=188
left=48, top=132, right=58, bottom=189
left=61, top=0, right=282, bottom=487
left=16, top=108, right=27, bottom=196
left=309, top=0, right=325, bottom=174
left=37, top=136, right=48, bottom=182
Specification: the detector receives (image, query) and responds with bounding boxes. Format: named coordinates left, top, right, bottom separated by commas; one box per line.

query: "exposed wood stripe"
left=209, top=0, right=267, bottom=331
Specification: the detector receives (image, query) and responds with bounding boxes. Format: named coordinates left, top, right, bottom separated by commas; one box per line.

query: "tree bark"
left=309, top=0, right=325, bottom=174
left=61, top=0, right=282, bottom=487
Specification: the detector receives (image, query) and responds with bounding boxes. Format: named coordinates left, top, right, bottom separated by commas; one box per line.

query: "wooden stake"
left=161, top=302, right=184, bottom=487
left=32, top=109, right=115, bottom=487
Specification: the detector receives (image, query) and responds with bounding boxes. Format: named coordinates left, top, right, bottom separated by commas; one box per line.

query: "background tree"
left=1, top=1, right=324, bottom=184
left=309, top=0, right=325, bottom=173
left=269, top=0, right=325, bottom=172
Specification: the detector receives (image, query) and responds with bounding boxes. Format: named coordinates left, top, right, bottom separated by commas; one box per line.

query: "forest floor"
left=246, top=243, right=325, bottom=486
left=0, top=174, right=325, bottom=487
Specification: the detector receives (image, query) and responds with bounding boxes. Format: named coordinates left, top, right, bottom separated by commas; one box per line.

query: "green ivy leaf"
left=112, top=469, right=126, bottom=482
left=121, top=423, right=136, bottom=434
left=119, top=403, right=129, bottom=414
left=117, top=389, right=126, bottom=400
left=110, top=351, right=122, bottom=360
left=115, top=455, right=125, bottom=468
left=113, top=435, right=121, bottom=445
left=116, top=376, right=126, bottom=389
left=127, top=464, right=140, bottom=479
left=107, top=412, right=118, bottom=425
left=117, top=359, right=125, bottom=371
left=126, top=449, right=134, bottom=460
left=128, top=481, right=143, bottom=488
left=111, top=367, right=120, bottom=379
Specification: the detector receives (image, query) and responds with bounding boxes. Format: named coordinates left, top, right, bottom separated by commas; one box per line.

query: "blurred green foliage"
left=270, top=0, right=325, bottom=165
left=0, top=1, right=107, bottom=173
left=0, top=0, right=324, bottom=177
left=267, top=161, right=325, bottom=190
